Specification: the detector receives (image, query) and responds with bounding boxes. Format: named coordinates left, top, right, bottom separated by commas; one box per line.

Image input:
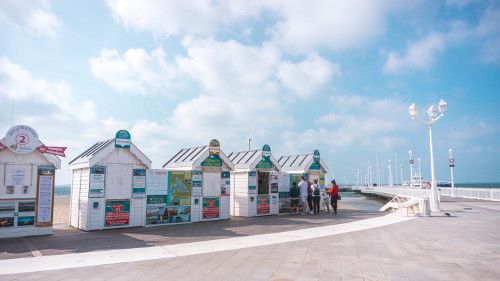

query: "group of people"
left=289, top=176, right=340, bottom=216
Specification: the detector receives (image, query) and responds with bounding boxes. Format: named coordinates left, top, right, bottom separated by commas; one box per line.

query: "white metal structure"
left=449, top=148, right=456, bottom=197
left=69, top=138, right=151, bottom=231
left=408, top=150, right=414, bottom=189
left=409, top=99, right=447, bottom=211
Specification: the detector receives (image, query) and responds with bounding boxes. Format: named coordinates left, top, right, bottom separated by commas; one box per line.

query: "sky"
left=0, top=0, right=499, bottom=185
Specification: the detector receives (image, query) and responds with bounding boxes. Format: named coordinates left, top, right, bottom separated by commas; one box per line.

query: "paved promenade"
left=1, top=198, right=499, bottom=280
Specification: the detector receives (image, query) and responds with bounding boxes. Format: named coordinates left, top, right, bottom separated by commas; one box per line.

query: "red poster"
left=105, top=211, right=130, bottom=226
left=203, top=197, right=220, bottom=219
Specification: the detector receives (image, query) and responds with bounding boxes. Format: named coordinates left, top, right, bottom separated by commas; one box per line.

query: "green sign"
left=256, top=158, right=273, bottom=169
left=309, top=162, right=321, bottom=170
left=201, top=154, right=222, bottom=167
left=115, top=130, right=131, bottom=149
left=313, top=150, right=320, bottom=162
left=147, top=195, right=168, bottom=206
left=262, top=144, right=271, bottom=159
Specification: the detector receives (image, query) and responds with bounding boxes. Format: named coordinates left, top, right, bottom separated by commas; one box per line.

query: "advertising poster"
left=147, top=195, right=168, bottom=206
left=168, top=206, right=191, bottom=223
left=146, top=170, right=169, bottom=195
left=18, top=216, right=35, bottom=226
left=257, top=195, right=270, bottom=214
left=192, top=170, right=202, bottom=197
left=6, top=185, right=14, bottom=194
left=320, top=174, right=325, bottom=190
left=0, top=203, right=15, bottom=215
left=278, top=173, right=290, bottom=192
left=290, top=174, right=301, bottom=189
left=12, top=169, right=25, bottom=185
left=203, top=197, right=220, bottom=219
left=89, top=166, right=106, bottom=198
left=248, top=171, right=257, bottom=194
left=105, top=200, right=130, bottom=227
left=168, top=171, right=191, bottom=206
left=18, top=201, right=35, bottom=212
left=36, top=175, right=53, bottom=224
left=0, top=217, right=14, bottom=227
left=221, top=171, right=230, bottom=196
left=270, top=173, right=279, bottom=193
left=132, top=169, right=146, bottom=198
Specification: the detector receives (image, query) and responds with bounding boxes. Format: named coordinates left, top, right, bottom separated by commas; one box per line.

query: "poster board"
left=35, top=166, right=55, bottom=227
left=168, top=171, right=192, bottom=206
left=248, top=171, right=257, bottom=194
left=192, top=170, right=202, bottom=197
left=89, top=166, right=106, bottom=198
left=202, top=197, right=220, bottom=219
left=105, top=200, right=130, bottom=227
left=221, top=172, right=230, bottom=196
left=257, top=195, right=270, bottom=214
left=132, top=169, right=146, bottom=198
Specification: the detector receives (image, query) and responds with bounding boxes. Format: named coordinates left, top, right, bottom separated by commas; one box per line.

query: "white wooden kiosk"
left=161, top=139, right=234, bottom=223
left=69, top=130, right=152, bottom=231
left=278, top=150, right=329, bottom=213
left=0, top=125, right=62, bottom=238
left=228, top=145, right=282, bottom=217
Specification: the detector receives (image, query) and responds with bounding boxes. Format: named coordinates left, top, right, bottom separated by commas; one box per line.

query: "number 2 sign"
left=4, top=125, right=39, bottom=154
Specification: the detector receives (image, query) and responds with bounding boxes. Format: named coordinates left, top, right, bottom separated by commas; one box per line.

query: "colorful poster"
left=12, top=169, right=25, bottom=185
left=248, top=171, right=257, bottom=194
left=192, top=170, right=202, bottom=197
left=146, top=170, right=169, bottom=195
left=89, top=166, right=105, bottom=198
left=320, top=174, right=325, bottom=189
left=0, top=203, right=15, bottom=215
left=290, top=174, right=301, bottom=189
left=270, top=173, right=278, bottom=193
left=168, top=171, right=191, bottom=206
left=18, top=216, right=35, bottom=226
left=105, top=200, right=130, bottom=227
left=0, top=217, right=14, bottom=227
left=147, top=195, right=168, bottom=206
left=18, top=201, right=35, bottom=212
left=36, top=175, right=53, bottom=223
left=257, top=195, right=270, bottom=214
left=167, top=206, right=191, bottom=223
left=6, top=185, right=14, bottom=194
left=201, top=154, right=222, bottom=167
left=203, top=197, right=220, bottom=219
left=132, top=169, right=146, bottom=198
left=221, top=171, right=230, bottom=196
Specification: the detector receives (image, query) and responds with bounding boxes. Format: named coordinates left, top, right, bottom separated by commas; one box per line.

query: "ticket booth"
left=0, top=125, right=65, bottom=238
left=278, top=150, right=329, bottom=213
left=161, top=139, right=234, bottom=223
left=228, top=144, right=282, bottom=217
left=69, top=130, right=151, bottom=231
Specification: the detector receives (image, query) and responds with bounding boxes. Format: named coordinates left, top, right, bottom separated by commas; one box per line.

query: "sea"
left=54, top=183, right=500, bottom=211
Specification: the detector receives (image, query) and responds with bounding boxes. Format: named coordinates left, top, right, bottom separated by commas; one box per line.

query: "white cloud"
left=383, top=32, right=446, bottom=74
left=89, top=47, right=178, bottom=95
left=283, top=95, right=410, bottom=153
left=0, top=0, right=61, bottom=37
left=445, top=0, right=479, bottom=8
left=475, top=5, right=500, bottom=64
left=277, top=53, right=340, bottom=99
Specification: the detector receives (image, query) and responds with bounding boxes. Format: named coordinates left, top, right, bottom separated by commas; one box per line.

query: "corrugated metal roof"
left=279, top=153, right=329, bottom=173
left=228, top=150, right=282, bottom=171
left=163, top=146, right=208, bottom=168
left=69, top=139, right=114, bottom=165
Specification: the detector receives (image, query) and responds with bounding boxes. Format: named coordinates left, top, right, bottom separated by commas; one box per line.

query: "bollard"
left=419, top=198, right=431, bottom=216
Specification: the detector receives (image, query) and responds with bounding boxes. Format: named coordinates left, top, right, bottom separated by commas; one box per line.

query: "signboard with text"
left=105, top=200, right=130, bottom=227
left=203, top=197, right=220, bottom=219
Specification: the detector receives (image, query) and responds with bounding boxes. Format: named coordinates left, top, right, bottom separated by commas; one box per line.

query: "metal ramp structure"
left=380, top=196, right=421, bottom=216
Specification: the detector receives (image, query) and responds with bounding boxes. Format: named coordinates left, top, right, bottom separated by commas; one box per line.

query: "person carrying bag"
left=328, top=179, right=340, bottom=215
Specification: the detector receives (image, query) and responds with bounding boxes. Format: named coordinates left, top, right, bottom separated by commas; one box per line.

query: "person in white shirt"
left=298, top=176, right=309, bottom=215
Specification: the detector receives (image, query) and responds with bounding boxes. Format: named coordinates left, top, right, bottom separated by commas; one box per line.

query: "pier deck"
left=1, top=198, right=499, bottom=280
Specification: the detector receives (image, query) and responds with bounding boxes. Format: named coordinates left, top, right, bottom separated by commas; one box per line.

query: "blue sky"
left=0, top=0, right=499, bottom=185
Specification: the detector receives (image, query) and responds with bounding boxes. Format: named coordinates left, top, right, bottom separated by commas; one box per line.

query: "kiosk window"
left=257, top=172, right=270, bottom=195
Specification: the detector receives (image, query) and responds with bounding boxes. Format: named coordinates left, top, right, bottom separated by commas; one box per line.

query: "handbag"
left=338, top=194, right=341, bottom=200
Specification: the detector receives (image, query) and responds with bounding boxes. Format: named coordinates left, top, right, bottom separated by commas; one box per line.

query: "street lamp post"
left=400, top=164, right=403, bottom=188
left=409, top=150, right=414, bottom=189
left=449, top=148, right=456, bottom=197
left=409, top=99, right=448, bottom=212
left=418, top=158, right=422, bottom=187
left=377, top=164, right=381, bottom=186
left=388, top=159, right=393, bottom=187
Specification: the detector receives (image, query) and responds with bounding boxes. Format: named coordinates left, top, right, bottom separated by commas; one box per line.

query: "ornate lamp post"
left=409, top=99, right=448, bottom=211
left=449, top=148, right=456, bottom=197
left=400, top=163, right=403, bottom=188
left=388, top=159, right=393, bottom=187
left=418, top=158, right=422, bottom=187
left=408, top=150, right=414, bottom=189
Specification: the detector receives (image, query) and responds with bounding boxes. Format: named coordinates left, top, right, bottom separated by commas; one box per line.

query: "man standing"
left=289, top=182, right=300, bottom=215
left=298, top=176, right=309, bottom=215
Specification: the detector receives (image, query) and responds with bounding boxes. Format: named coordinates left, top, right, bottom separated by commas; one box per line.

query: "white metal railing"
left=438, top=187, right=500, bottom=202
left=351, top=185, right=500, bottom=202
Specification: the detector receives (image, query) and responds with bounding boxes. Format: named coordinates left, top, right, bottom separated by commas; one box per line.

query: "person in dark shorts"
left=289, top=182, right=300, bottom=215
left=307, top=180, right=313, bottom=214
left=329, top=179, right=340, bottom=214
left=312, top=179, right=321, bottom=215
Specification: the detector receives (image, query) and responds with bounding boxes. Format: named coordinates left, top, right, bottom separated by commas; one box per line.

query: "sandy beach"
left=52, top=197, right=357, bottom=225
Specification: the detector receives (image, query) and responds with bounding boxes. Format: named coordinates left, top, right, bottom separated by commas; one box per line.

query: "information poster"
left=221, top=172, right=230, bottom=196
left=0, top=203, right=15, bottom=227
left=203, top=197, right=220, bottom=219
left=36, top=175, right=53, bottom=224
left=12, top=169, right=25, bottom=185
left=192, top=170, right=202, bottom=197
left=146, top=170, right=169, bottom=195
left=132, top=169, right=146, bottom=198
left=290, top=174, right=301, bottom=189
left=105, top=200, right=130, bottom=227
left=168, top=171, right=191, bottom=206
left=147, top=195, right=168, bottom=206
left=89, top=166, right=106, bottom=198
left=248, top=171, right=257, bottom=194
left=270, top=173, right=279, bottom=193
left=257, top=195, right=270, bottom=214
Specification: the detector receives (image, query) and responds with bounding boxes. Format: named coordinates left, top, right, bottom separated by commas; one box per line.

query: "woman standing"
left=328, top=179, right=339, bottom=215
left=311, top=179, right=321, bottom=215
